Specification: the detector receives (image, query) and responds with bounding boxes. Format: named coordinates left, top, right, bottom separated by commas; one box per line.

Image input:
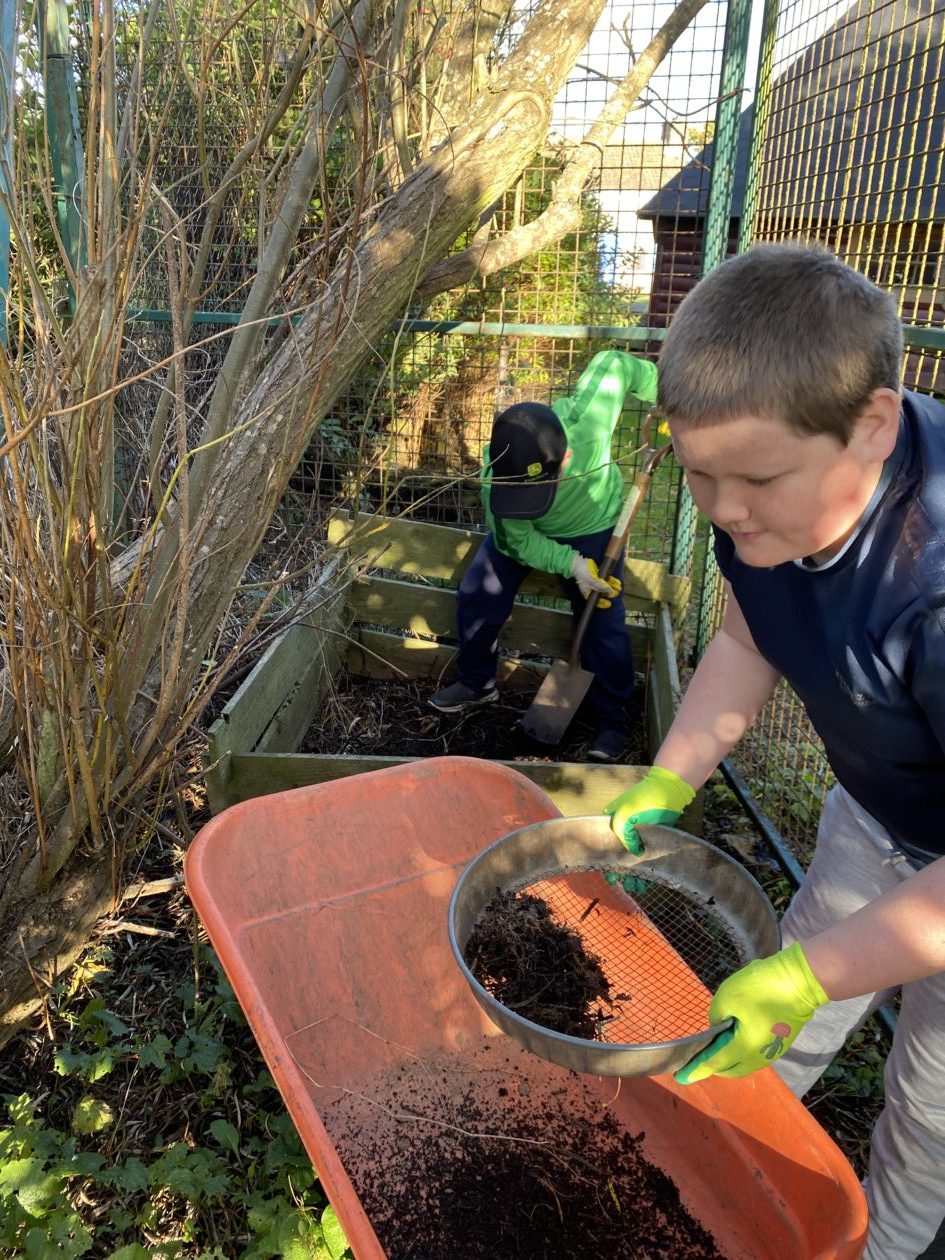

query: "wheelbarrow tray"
left=184, top=756, right=866, bottom=1259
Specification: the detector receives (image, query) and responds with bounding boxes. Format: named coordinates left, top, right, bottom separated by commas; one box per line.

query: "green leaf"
left=0, top=1156, right=44, bottom=1194
left=174, top=981, right=196, bottom=1007
left=86, top=1049, right=117, bottom=1083
left=71, top=1096, right=114, bottom=1135
left=97, top=1009, right=130, bottom=1038
left=16, top=1167, right=63, bottom=1216
left=148, top=1142, right=230, bottom=1202
left=26, top=1208, right=93, bottom=1256
left=173, top=1029, right=227, bottom=1075
left=53, top=1046, right=90, bottom=1077
left=64, top=1151, right=107, bottom=1177
left=280, top=1238, right=328, bottom=1260
left=321, top=1205, right=349, bottom=1258
left=137, top=1033, right=173, bottom=1070
left=105, top=1157, right=149, bottom=1193
left=209, top=1118, right=240, bottom=1155
left=105, top=1247, right=153, bottom=1260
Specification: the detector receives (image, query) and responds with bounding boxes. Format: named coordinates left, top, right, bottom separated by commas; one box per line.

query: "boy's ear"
left=851, top=387, right=900, bottom=460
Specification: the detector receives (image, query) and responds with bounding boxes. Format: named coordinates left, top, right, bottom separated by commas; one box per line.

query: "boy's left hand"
left=674, top=941, right=830, bottom=1084
left=571, top=555, right=622, bottom=607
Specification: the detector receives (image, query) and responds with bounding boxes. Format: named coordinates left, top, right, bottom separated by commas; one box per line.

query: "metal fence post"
left=691, top=0, right=782, bottom=657
left=38, top=0, right=85, bottom=281
left=670, top=0, right=755, bottom=590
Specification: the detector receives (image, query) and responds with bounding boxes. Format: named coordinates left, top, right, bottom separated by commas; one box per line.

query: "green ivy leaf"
left=71, top=1096, right=114, bottom=1135
left=137, top=1033, right=173, bottom=1070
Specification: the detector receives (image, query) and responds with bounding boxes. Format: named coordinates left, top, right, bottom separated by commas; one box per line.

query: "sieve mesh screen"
left=497, top=870, right=746, bottom=1044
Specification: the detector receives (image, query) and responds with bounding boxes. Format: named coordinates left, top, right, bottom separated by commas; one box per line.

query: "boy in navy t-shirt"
left=605, top=243, right=945, bottom=1260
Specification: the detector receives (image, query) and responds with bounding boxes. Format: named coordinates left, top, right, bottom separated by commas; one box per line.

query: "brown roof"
left=597, top=142, right=689, bottom=192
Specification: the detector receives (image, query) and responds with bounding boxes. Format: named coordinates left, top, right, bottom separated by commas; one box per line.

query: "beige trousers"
left=774, top=784, right=945, bottom=1260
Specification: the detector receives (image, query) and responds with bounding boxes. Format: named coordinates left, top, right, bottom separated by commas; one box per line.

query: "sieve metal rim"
left=447, top=816, right=781, bottom=1078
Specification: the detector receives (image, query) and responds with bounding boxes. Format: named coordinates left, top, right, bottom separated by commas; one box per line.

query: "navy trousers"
left=455, top=528, right=635, bottom=731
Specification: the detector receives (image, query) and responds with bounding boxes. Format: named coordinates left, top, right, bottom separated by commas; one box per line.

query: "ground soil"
left=299, top=671, right=649, bottom=765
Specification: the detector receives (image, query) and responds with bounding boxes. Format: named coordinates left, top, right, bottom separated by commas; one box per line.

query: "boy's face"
left=670, top=400, right=898, bottom=567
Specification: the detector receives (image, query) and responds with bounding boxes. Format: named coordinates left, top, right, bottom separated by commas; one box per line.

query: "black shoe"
left=587, top=728, right=625, bottom=762
left=428, top=681, right=499, bottom=713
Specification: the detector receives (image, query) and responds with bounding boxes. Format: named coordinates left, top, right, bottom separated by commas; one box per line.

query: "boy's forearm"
left=802, top=855, right=945, bottom=999
left=491, top=518, right=573, bottom=577
left=654, top=625, right=780, bottom=789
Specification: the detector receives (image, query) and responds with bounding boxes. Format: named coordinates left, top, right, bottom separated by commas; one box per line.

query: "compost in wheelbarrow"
left=184, top=756, right=867, bottom=1260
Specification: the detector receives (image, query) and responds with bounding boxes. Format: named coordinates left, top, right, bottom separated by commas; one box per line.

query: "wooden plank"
left=348, top=569, right=659, bottom=638
left=328, top=511, right=690, bottom=620
left=253, top=625, right=344, bottom=755
left=347, top=577, right=472, bottom=641
left=343, top=625, right=652, bottom=690
left=203, top=750, right=233, bottom=816
left=344, top=631, right=546, bottom=689
left=218, top=752, right=703, bottom=832
left=206, top=564, right=351, bottom=759
left=222, top=752, right=646, bottom=817
left=647, top=602, right=684, bottom=754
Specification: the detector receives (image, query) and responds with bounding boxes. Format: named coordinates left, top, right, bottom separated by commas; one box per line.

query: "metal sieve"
left=448, top=816, right=779, bottom=1078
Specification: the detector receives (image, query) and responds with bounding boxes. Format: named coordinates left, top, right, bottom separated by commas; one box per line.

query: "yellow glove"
left=570, top=555, right=622, bottom=608
left=604, top=766, right=695, bottom=855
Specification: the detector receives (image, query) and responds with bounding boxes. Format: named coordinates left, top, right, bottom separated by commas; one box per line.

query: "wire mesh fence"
left=49, top=0, right=942, bottom=859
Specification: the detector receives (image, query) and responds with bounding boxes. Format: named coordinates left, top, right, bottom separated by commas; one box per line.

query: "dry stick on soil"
left=284, top=1016, right=555, bottom=1149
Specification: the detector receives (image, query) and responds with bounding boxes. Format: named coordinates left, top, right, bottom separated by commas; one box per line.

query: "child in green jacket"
left=429, top=349, right=657, bottom=762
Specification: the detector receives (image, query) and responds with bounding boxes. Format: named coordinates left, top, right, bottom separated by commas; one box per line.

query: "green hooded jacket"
left=482, top=350, right=658, bottom=577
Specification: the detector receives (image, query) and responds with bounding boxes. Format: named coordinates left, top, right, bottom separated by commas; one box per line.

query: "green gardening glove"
left=674, top=941, right=830, bottom=1085
left=604, top=766, right=696, bottom=856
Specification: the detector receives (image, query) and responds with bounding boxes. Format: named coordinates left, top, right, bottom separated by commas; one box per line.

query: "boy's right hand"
left=604, top=767, right=696, bottom=854
left=571, top=554, right=621, bottom=606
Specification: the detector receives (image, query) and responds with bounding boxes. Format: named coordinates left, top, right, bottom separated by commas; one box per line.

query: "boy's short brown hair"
left=657, top=241, right=903, bottom=443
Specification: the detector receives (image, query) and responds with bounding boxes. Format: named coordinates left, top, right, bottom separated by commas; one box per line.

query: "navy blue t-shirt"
left=714, top=390, right=945, bottom=865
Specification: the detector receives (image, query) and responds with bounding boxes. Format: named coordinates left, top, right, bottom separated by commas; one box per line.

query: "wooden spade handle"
left=568, top=471, right=650, bottom=667
left=567, top=422, right=674, bottom=670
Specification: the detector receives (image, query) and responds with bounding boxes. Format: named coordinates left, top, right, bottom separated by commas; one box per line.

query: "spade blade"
left=519, top=658, right=595, bottom=745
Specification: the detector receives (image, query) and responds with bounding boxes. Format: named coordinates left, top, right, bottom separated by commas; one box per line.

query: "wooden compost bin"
left=203, top=510, right=696, bottom=821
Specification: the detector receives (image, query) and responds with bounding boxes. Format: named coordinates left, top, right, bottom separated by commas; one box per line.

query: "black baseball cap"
left=488, top=402, right=567, bottom=519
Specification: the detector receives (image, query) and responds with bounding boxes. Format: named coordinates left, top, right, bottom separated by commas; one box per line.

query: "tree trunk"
left=0, top=0, right=710, bottom=1044
left=0, top=62, right=566, bottom=1034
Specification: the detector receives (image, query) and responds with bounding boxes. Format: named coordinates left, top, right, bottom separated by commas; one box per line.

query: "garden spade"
left=519, top=414, right=673, bottom=746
